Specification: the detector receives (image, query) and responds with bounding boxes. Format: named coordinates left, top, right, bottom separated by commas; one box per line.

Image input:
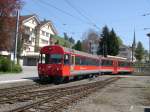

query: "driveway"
left=0, top=66, right=38, bottom=83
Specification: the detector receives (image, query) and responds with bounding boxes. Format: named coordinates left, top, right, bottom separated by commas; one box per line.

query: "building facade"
left=118, top=44, right=136, bottom=62
left=20, top=15, right=57, bottom=66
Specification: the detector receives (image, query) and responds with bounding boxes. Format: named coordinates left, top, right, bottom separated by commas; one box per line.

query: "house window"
left=24, top=26, right=30, bottom=33
left=31, top=28, right=35, bottom=33
left=31, top=38, right=35, bottom=43
left=46, top=32, right=49, bottom=37
left=41, top=39, right=48, bottom=44
left=42, top=31, right=45, bottom=36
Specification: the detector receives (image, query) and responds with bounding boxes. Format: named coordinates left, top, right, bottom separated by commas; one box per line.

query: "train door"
left=63, top=54, right=70, bottom=76
left=113, top=60, right=118, bottom=74
left=71, top=55, right=75, bottom=72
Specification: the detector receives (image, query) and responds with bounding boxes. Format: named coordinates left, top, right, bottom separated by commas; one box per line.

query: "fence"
left=133, top=62, right=150, bottom=75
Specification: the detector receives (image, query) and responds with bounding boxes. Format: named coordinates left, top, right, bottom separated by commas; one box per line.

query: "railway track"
left=0, top=83, right=54, bottom=104
left=0, top=77, right=120, bottom=112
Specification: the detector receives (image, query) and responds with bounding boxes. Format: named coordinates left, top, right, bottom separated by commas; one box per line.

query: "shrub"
left=0, top=56, right=22, bottom=73
left=0, top=56, right=11, bottom=72
left=12, top=64, right=22, bottom=73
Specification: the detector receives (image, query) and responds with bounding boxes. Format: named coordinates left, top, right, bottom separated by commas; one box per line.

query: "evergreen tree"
left=97, top=26, right=109, bottom=56
left=135, top=41, right=144, bottom=61
left=97, top=26, right=119, bottom=56
left=117, top=36, right=123, bottom=46
left=64, top=32, right=69, bottom=41
left=109, top=29, right=119, bottom=55
left=69, top=37, right=75, bottom=44
left=72, top=40, right=82, bottom=51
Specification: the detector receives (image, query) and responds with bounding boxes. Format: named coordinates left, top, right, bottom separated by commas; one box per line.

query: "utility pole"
left=14, top=9, right=20, bottom=64
left=132, top=30, right=136, bottom=62
left=89, top=40, right=92, bottom=54
left=147, top=33, right=150, bottom=62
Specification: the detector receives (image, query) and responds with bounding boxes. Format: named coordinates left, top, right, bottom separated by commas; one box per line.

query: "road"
left=0, top=66, right=38, bottom=83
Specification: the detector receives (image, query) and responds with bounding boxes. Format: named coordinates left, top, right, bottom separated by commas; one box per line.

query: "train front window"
left=45, top=54, right=63, bottom=64
left=64, top=54, right=70, bottom=65
left=39, top=54, right=46, bottom=64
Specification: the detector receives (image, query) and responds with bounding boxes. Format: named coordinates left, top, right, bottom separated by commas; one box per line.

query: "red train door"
left=63, top=54, right=71, bottom=76
left=113, top=60, right=118, bottom=74
left=71, top=55, right=75, bottom=72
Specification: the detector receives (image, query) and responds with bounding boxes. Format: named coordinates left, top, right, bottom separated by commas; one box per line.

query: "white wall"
left=39, top=23, right=55, bottom=47
left=22, top=17, right=39, bottom=52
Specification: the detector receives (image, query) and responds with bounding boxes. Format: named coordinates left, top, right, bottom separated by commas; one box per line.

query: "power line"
left=64, top=0, right=100, bottom=30
left=37, top=0, right=89, bottom=25
left=32, top=0, right=100, bottom=36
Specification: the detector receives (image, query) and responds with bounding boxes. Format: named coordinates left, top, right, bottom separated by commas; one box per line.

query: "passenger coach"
left=38, top=45, right=133, bottom=83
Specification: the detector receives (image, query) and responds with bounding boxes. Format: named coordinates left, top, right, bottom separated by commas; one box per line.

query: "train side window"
left=85, top=58, right=88, bottom=65
left=81, top=57, right=85, bottom=65
left=96, top=59, right=99, bottom=66
left=101, top=60, right=104, bottom=66
left=64, top=54, right=70, bottom=65
left=118, top=61, right=122, bottom=67
left=75, top=56, right=81, bottom=65
left=109, top=60, right=113, bottom=66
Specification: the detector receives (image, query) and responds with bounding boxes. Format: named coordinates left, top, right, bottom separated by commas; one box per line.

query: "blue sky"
left=21, top=0, right=150, bottom=50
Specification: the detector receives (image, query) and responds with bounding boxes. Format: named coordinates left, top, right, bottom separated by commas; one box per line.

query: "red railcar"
left=38, top=45, right=133, bottom=82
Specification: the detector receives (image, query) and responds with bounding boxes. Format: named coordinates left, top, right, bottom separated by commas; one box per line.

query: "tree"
left=135, top=41, right=144, bottom=62
left=72, top=40, right=82, bottom=51
left=55, top=40, right=59, bottom=45
left=97, top=26, right=120, bottom=56
left=82, top=29, right=99, bottom=53
left=64, top=32, right=69, bottom=41
left=109, top=29, right=119, bottom=55
left=69, top=37, right=75, bottom=44
left=117, top=36, right=123, bottom=46
left=97, top=26, right=109, bottom=56
left=0, top=0, right=23, bottom=50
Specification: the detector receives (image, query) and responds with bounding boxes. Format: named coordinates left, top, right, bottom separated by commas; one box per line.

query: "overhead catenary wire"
left=35, top=0, right=101, bottom=30
left=22, top=7, right=85, bottom=37
left=64, top=0, right=100, bottom=30
left=37, top=0, right=89, bottom=24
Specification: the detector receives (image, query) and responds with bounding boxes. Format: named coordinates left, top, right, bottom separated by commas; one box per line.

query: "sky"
left=21, top=0, right=150, bottom=50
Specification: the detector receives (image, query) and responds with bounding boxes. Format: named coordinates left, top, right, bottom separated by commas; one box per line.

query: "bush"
left=12, top=64, right=22, bottom=73
left=0, top=56, right=22, bottom=73
left=0, top=56, right=11, bottom=72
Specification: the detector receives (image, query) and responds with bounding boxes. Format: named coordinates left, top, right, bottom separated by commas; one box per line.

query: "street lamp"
left=146, top=33, right=150, bottom=62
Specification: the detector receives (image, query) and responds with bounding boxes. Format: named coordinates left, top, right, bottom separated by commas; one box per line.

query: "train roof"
left=41, top=45, right=130, bottom=61
left=107, top=55, right=127, bottom=60
left=62, top=46, right=100, bottom=59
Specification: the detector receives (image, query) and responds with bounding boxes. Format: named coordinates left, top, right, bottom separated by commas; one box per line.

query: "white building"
left=37, top=20, right=57, bottom=48
left=118, top=44, right=136, bottom=62
left=20, top=15, right=57, bottom=66
left=89, top=39, right=99, bottom=55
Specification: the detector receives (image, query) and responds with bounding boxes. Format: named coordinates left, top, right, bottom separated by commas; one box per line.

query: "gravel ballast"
left=64, top=76, right=150, bottom=112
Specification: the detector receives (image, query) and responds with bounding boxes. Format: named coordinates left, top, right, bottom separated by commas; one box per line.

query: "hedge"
left=0, top=56, right=22, bottom=73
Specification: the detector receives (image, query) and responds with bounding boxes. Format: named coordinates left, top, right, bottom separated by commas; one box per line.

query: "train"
left=38, top=45, right=134, bottom=83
